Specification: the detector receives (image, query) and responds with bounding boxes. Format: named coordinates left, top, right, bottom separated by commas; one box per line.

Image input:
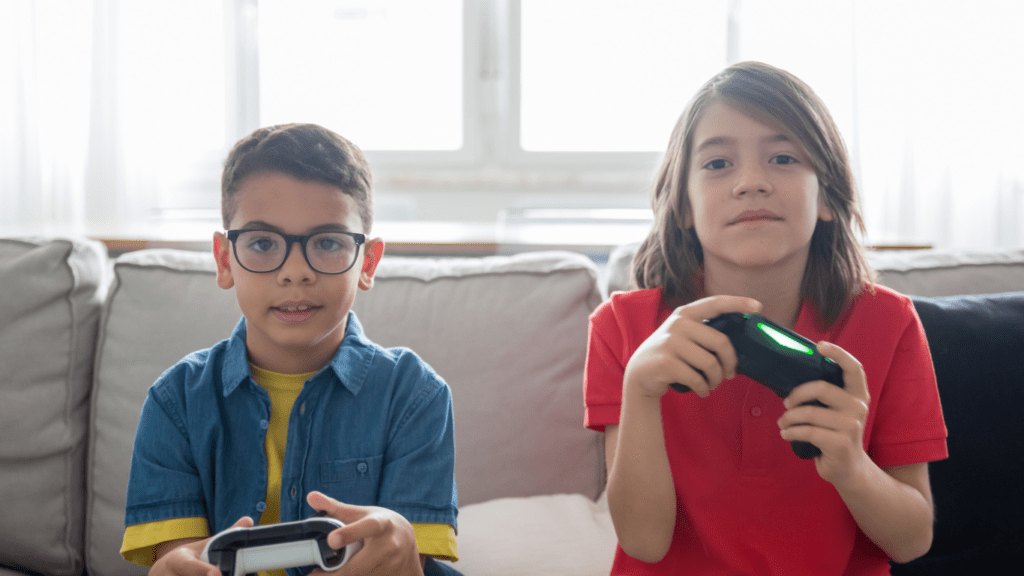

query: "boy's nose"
left=277, top=242, right=315, bottom=284
left=732, top=163, right=773, bottom=196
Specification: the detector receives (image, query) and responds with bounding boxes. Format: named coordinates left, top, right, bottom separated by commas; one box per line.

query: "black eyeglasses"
left=226, top=229, right=366, bottom=275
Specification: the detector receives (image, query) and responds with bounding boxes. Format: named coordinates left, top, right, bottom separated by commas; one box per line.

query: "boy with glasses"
left=120, top=124, right=460, bottom=576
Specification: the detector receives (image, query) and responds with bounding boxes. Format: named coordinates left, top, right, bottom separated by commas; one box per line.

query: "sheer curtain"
left=2, top=0, right=1022, bottom=249
left=0, top=0, right=227, bottom=235
left=731, top=0, right=1024, bottom=250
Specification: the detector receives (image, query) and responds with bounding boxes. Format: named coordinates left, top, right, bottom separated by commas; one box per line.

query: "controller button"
left=256, top=501, right=267, bottom=512
left=749, top=406, right=762, bottom=417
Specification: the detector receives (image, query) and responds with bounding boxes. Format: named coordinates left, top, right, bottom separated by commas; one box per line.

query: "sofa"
left=1, top=235, right=1022, bottom=576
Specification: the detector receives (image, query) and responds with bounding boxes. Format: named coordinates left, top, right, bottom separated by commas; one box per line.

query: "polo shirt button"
left=260, top=419, right=269, bottom=430
left=750, top=406, right=762, bottom=417
left=256, top=501, right=267, bottom=512
left=357, top=462, right=368, bottom=474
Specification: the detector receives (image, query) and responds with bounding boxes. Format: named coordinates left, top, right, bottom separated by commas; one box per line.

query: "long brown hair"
left=632, top=61, right=874, bottom=327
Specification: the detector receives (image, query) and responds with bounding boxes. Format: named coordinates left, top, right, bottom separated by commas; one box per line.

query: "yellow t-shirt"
left=121, top=365, right=458, bottom=568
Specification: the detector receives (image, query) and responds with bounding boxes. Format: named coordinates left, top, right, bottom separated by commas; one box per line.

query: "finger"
left=784, top=380, right=848, bottom=411
left=326, top=513, right=390, bottom=550
left=679, top=296, right=760, bottom=379
left=230, top=516, right=254, bottom=529
left=673, top=338, right=726, bottom=394
left=306, top=491, right=367, bottom=524
left=163, top=547, right=221, bottom=576
left=679, top=295, right=762, bottom=322
left=778, top=397, right=848, bottom=431
left=816, top=341, right=869, bottom=403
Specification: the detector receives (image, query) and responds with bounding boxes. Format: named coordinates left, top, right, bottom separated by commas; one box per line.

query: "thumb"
left=230, top=516, right=254, bottom=529
left=306, top=491, right=366, bottom=524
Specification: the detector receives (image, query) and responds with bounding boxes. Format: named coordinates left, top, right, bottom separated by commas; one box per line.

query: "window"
left=5, top=0, right=1023, bottom=249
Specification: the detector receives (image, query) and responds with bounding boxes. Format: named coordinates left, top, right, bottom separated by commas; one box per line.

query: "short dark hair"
left=632, top=61, right=874, bottom=327
left=221, top=123, right=373, bottom=233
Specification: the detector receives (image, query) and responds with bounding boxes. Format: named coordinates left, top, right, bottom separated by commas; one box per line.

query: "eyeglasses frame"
left=225, top=229, right=366, bottom=275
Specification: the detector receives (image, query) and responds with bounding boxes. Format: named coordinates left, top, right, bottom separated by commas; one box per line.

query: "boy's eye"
left=704, top=158, right=731, bottom=170
left=309, top=233, right=352, bottom=253
left=313, top=237, right=342, bottom=252
left=247, top=236, right=279, bottom=253
left=770, top=154, right=798, bottom=165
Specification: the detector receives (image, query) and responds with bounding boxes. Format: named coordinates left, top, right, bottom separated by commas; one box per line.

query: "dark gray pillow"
left=892, top=292, right=1024, bottom=574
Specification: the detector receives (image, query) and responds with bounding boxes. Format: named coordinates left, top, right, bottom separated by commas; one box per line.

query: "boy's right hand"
left=624, top=296, right=761, bottom=399
left=150, top=516, right=254, bottom=576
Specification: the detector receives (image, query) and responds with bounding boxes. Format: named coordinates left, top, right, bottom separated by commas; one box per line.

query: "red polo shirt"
left=584, top=285, right=947, bottom=576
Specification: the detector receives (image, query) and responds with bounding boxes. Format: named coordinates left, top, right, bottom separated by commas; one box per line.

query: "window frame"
left=227, top=0, right=663, bottom=175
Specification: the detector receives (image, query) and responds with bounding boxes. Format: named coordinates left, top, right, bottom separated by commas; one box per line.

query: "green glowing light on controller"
left=757, top=323, right=813, bottom=355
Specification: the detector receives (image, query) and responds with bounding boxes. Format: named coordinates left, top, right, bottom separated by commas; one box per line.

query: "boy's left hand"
left=306, top=491, right=424, bottom=576
left=777, top=341, right=872, bottom=487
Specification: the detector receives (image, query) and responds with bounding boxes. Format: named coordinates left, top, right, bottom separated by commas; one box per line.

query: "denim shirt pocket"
left=319, top=455, right=383, bottom=505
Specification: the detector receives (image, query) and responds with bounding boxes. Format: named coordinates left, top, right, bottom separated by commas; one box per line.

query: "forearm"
left=606, top=388, right=676, bottom=563
left=834, top=461, right=934, bottom=563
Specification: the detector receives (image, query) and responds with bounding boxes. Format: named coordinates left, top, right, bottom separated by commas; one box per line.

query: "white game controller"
left=200, top=516, right=362, bottom=576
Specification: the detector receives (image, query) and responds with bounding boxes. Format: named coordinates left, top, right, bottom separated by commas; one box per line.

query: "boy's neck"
left=244, top=318, right=348, bottom=375
left=703, top=255, right=807, bottom=329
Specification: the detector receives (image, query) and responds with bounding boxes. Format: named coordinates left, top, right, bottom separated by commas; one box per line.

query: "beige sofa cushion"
left=0, top=237, right=107, bottom=576
left=87, top=250, right=240, bottom=576
left=604, top=242, right=1024, bottom=297
left=871, top=249, right=1024, bottom=296
left=87, top=248, right=604, bottom=576
left=352, top=251, right=606, bottom=506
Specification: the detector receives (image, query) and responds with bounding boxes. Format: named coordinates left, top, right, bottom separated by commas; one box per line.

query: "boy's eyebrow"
left=694, top=133, right=792, bottom=154
left=237, top=221, right=353, bottom=234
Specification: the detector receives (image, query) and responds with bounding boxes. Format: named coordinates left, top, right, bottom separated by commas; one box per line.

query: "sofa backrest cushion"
left=0, top=237, right=107, bottom=576
left=86, top=249, right=604, bottom=576
left=602, top=242, right=1024, bottom=298
left=351, top=251, right=606, bottom=506
left=87, top=250, right=241, bottom=576
left=892, top=291, right=1024, bottom=574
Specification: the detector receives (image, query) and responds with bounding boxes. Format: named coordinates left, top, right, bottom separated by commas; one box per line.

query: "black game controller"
left=670, top=312, right=845, bottom=458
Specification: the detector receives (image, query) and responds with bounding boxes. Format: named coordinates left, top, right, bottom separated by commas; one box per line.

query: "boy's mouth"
left=730, top=210, right=782, bottom=225
left=271, top=302, right=321, bottom=323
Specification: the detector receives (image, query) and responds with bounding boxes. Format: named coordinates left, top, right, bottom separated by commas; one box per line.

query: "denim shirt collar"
left=220, top=311, right=376, bottom=397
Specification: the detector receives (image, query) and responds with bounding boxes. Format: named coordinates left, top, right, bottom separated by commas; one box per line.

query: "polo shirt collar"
left=219, top=312, right=375, bottom=397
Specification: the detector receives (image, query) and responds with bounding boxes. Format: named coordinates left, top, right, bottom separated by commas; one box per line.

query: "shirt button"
left=300, top=403, right=306, bottom=415
left=357, top=462, right=368, bottom=474
left=256, top=501, right=267, bottom=512
left=290, top=486, right=298, bottom=498
left=260, top=419, right=269, bottom=430
left=750, top=406, right=763, bottom=417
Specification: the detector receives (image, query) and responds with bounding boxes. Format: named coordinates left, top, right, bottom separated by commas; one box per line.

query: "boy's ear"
left=213, top=232, right=235, bottom=289
left=818, top=189, right=835, bottom=222
left=358, top=238, right=385, bottom=291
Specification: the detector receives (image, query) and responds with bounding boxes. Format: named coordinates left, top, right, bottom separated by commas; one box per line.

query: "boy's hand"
left=151, top=516, right=253, bottom=576
left=777, top=341, right=872, bottom=486
left=624, top=296, right=761, bottom=399
left=306, top=491, right=424, bottom=576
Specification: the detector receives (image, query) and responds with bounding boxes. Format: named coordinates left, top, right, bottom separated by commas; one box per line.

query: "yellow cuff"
left=413, top=523, right=458, bottom=562
left=121, top=517, right=209, bottom=567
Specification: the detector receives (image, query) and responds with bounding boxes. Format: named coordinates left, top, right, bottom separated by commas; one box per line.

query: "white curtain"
left=2, top=0, right=1022, bottom=250
left=731, top=0, right=1024, bottom=250
left=0, top=0, right=226, bottom=235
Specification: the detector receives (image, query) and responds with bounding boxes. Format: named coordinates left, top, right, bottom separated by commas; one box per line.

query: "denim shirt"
left=124, top=312, right=458, bottom=536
